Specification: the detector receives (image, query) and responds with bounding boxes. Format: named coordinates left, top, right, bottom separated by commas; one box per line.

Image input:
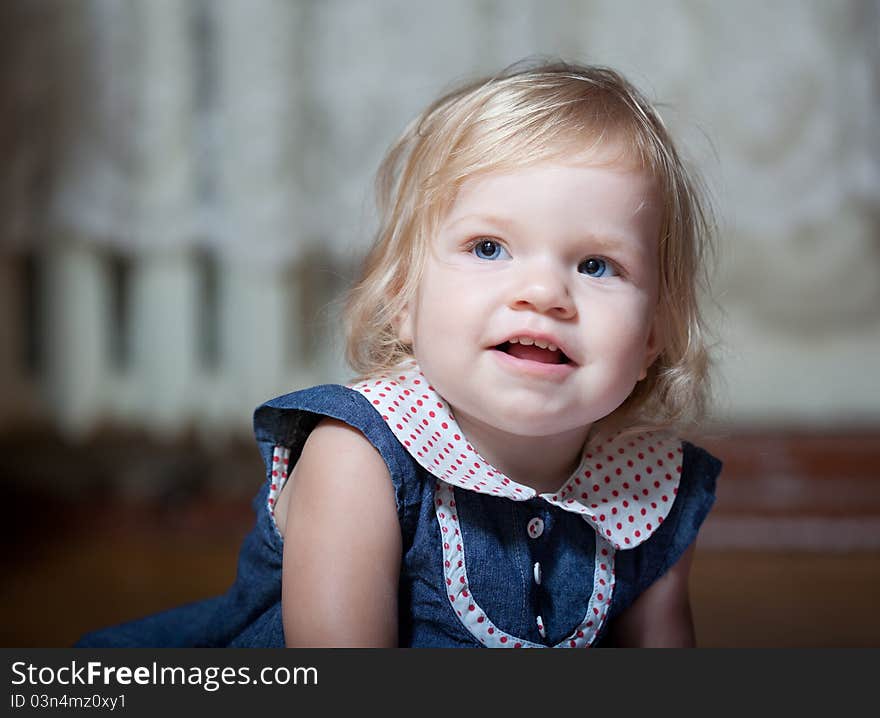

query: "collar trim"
left=350, top=361, right=682, bottom=550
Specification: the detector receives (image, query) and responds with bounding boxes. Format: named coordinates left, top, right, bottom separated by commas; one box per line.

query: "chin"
left=486, top=409, right=586, bottom=439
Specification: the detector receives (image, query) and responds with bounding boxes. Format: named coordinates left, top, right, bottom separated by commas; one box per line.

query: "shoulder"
left=285, top=416, right=398, bottom=522
left=273, top=416, right=395, bottom=536
left=253, top=382, right=431, bottom=550
left=300, top=417, right=392, bottom=476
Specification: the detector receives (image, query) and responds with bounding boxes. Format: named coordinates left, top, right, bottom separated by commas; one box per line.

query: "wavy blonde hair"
left=344, top=59, right=715, bottom=431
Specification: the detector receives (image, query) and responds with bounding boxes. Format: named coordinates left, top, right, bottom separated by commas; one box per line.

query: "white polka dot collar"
left=350, top=361, right=683, bottom=551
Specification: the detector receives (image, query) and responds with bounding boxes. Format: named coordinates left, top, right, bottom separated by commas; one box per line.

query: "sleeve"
left=254, top=384, right=412, bottom=513
left=75, top=384, right=418, bottom=648
left=252, top=384, right=420, bottom=543
left=633, top=441, right=721, bottom=593
left=604, top=441, right=721, bottom=624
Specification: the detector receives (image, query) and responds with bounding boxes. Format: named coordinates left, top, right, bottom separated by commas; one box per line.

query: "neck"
left=452, top=410, right=591, bottom=495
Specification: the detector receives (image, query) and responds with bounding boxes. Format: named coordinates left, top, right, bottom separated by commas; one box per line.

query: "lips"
left=493, top=335, right=574, bottom=365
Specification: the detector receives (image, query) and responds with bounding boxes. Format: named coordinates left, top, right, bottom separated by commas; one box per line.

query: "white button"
left=537, top=615, right=546, bottom=638
left=533, top=562, right=542, bottom=585
left=527, top=517, right=544, bottom=539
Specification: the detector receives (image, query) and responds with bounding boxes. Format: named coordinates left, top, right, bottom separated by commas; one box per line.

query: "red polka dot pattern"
left=267, top=445, right=291, bottom=534
left=351, top=361, right=684, bottom=551
left=351, top=361, right=530, bottom=502
left=544, top=432, right=683, bottom=550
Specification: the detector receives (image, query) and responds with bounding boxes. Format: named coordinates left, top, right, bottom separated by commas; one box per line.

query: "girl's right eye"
left=471, top=239, right=510, bottom=261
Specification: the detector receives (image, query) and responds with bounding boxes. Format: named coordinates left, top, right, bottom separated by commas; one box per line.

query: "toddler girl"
left=79, top=60, right=721, bottom=648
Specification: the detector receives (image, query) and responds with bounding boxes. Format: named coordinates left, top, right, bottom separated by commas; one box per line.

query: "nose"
left=509, top=261, right=576, bottom=319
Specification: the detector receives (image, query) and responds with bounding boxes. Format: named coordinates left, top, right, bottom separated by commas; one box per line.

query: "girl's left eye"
left=471, top=239, right=511, bottom=261
left=577, top=257, right=618, bottom=278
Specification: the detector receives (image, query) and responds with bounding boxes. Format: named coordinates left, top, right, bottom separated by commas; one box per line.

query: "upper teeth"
left=509, top=337, right=559, bottom=352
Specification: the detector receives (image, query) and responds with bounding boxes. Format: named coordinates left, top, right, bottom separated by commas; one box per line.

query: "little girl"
left=79, top=60, right=721, bottom=648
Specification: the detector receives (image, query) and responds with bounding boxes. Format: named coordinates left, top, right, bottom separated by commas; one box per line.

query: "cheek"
left=412, top=270, right=485, bottom=335
left=586, top=296, right=655, bottom=355
left=413, top=301, right=476, bottom=345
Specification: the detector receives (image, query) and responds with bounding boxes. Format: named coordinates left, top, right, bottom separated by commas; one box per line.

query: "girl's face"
left=397, top=158, right=663, bottom=444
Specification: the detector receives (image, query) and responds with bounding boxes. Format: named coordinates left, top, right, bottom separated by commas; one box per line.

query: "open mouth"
left=494, top=341, right=572, bottom=365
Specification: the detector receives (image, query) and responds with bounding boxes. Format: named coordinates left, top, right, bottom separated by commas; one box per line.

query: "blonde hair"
left=344, top=59, right=715, bottom=431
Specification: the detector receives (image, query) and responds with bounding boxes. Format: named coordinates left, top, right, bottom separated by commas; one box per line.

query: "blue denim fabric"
left=77, top=384, right=720, bottom=648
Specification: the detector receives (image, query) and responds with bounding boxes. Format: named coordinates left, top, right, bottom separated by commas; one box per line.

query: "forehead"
left=441, top=159, right=661, bottom=237
left=437, top=129, right=653, bottom=205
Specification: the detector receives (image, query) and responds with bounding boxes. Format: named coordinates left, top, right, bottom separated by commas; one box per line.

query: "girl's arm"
left=279, top=418, right=402, bottom=647
left=605, top=543, right=697, bottom=647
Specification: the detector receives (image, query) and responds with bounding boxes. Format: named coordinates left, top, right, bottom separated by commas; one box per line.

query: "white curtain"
left=1, top=0, right=878, bottom=435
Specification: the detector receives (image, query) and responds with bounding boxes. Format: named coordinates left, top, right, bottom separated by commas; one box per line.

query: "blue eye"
left=578, top=257, right=617, bottom=278
left=471, top=239, right=510, bottom=261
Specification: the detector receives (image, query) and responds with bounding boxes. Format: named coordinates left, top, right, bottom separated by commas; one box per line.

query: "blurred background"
left=1, top=0, right=878, bottom=647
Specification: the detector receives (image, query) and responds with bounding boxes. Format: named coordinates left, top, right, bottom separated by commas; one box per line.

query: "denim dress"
left=77, top=363, right=720, bottom=648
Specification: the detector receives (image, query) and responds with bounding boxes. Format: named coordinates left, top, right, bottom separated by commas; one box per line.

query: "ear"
left=395, top=303, right=414, bottom=346
left=638, top=315, right=664, bottom=381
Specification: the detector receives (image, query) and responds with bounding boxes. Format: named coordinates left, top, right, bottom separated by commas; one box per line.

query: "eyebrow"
left=445, top=214, right=518, bottom=232
left=579, top=232, right=633, bottom=252
left=446, top=213, right=633, bottom=249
